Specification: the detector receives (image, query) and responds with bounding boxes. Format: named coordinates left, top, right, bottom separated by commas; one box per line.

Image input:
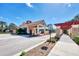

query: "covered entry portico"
left=55, top=20, right=79, bottom=38
left=20, top=20, right=49, bottom=36
left=55, top=22, right=72, bottom=37
left=28, top=24, right=46, bottom=35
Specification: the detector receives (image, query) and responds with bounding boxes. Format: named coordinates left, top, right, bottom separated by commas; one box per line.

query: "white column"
left=37, top=25, right=39, bottom=35
left=27, top=26, right=29, bottom=34
left=44, top=25, right=46, bottom=35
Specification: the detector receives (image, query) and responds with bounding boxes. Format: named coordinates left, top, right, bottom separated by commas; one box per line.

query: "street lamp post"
left=48, top=24, right=53, bottom=42
left=49, top=30, right=52, bottom=41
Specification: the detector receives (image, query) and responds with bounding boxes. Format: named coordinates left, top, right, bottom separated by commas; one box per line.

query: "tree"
left=71, top=14, right=79, bottom=21
left=74, top=14, right=79, bottom=20
left=0, top=21, right=7, bottom=32
left=8, top=23, right=17, bottom=32
left=48, top=24, right=54, bottom=32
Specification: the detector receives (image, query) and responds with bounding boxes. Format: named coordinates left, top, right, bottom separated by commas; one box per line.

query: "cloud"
left=25, top=3, right=33, bottom=8
left=0, top=16, right=4, bottom=19
left=0, top=16, right=9, bottom=21
left=0, top=16, right=5, bottom=21
left=16, top=17, right=21, bottom=19
left=67, top=4, right=72, bottom=7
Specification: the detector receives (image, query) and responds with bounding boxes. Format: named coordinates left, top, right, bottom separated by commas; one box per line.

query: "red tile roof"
left=73, top=20, right=79, bottom=25
left=55, top=20, right=79, bottom=30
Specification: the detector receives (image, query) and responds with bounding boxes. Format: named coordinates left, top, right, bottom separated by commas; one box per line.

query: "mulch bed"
left=21, top=42, right=55, bottom=56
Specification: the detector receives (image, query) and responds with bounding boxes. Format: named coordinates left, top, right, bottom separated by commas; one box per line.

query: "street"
left=0, top=33, right=56, bottom=56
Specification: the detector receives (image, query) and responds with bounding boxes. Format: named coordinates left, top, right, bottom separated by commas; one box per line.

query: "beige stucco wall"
left=68, top=25, right=79, bottom=38
left=56, top=24, right=79, bottom=38
left=38, top=26, right=49, bottom=35
left=56, top=26, right=63, bottom=37
left=20, top=23, right=49, bottom=35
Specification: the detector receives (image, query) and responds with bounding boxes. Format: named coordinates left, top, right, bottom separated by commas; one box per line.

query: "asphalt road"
left=0, top=34, right=56, bottom=56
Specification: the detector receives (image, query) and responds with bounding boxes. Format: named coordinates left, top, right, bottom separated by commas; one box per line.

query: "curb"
left=13, top=40, right=47, bottom=56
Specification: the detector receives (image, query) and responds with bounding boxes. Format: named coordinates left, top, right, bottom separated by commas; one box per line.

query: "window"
left=39, top=29, right=44, bottom=34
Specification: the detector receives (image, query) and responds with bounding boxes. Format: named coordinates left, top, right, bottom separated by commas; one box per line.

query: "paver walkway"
left=48, top=34, right=79, bottom=56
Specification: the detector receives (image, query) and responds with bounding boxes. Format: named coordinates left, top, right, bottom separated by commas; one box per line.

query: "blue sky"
left=0, top=3, right=79, bottom=26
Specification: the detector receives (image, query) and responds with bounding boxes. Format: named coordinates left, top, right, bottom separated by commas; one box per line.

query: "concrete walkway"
left=48, top=34, right=79, bottom=56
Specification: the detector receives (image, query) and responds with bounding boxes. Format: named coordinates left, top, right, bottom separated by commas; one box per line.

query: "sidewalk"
left=48, top=34, right=79, bottom=56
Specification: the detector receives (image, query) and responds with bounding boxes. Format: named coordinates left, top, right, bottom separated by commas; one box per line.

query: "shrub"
left=16, top=28, right=27, bottom=35
left=55, top=36, right=59, bottom=41
left=20, top=51, right=26, bottom=56
left=73, top=37, right=79, bottom=45
left=47, top=39, right=51, bottom=42
left=51, top=40, right=55, bottom=43
left=47, top=39, right=55, bottom=43
left=63, top=30, right=68, bottom=35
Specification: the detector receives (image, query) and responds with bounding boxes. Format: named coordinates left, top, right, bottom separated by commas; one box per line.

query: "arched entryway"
left=60, top=25, right=72, bottom=35
left=63, top=30, right=68, bottom=35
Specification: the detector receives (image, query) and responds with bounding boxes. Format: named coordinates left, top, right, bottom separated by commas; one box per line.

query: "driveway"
left=0, top=33, right=56, bottom=56
left=48, top=34, right=79, bottom=56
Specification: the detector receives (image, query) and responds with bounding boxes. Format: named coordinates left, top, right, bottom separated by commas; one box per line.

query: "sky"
left=0, top=3, right=79, bottom=26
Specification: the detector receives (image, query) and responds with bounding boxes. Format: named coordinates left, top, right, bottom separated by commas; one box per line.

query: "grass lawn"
left=73, top=37, right=79, bottom=45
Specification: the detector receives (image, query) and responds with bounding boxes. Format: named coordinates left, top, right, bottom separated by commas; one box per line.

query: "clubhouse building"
left=20, top=20, right=49, bottom=35
left=55, top=20, right=79, bottom=38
